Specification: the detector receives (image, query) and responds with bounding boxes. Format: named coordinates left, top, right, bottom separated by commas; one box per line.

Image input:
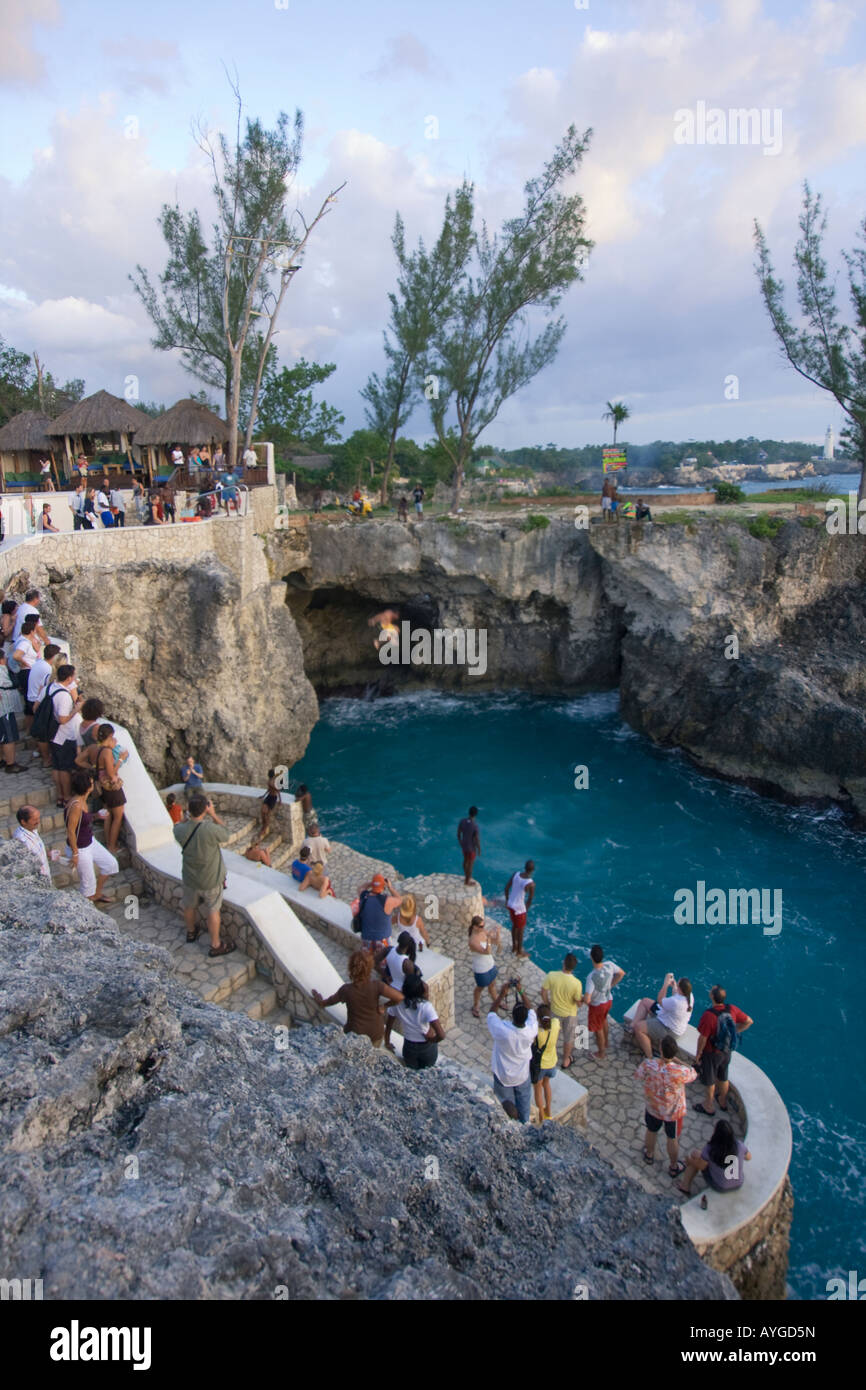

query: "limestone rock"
left=0, top=845, right=735, bottom=1301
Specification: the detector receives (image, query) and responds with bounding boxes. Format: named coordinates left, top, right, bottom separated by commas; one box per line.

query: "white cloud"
left=0, top=0, right=59, bottom=85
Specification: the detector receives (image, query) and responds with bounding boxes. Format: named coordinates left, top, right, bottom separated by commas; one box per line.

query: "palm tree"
left=602, top=400, right=630, bottom=444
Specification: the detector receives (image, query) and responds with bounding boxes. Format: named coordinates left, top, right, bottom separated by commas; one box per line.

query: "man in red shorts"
left=505, top=860, right=535, bottom=958
left=584, top=944, right=625, bottom=1060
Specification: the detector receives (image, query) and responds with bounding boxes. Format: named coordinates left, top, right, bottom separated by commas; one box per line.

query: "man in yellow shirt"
left=542, top=952, right=583, bottom=1068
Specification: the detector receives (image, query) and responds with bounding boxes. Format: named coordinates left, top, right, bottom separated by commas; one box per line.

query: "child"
left=165, top=792, right=183, bottom=824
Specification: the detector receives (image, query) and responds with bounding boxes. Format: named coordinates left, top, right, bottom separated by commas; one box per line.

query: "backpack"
left=713, top=1007, right=739, bottom=1054
left=31, top=681, right=61, bottom=743
left=351, top=888, right=371, bottom=934
left=529, top=1027, right=550, bottom=1085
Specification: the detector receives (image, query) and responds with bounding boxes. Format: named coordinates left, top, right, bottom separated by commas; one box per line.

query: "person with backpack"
left=48, top=664, right=84, bottom=807
left=354, top=872, right=402, bottom=953
left=0, top=651, right=25, bottom=774
left=693, top=985, right=754, bottom=1116
left=487, top=977, right=538, bottom=1123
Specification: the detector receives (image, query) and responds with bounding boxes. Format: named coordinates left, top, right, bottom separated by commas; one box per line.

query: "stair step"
left=218, top=974, right=278, bottom=1020
left=270, top=843, right=294, bottom=869
left=198, top=954, right=256, bottom=1003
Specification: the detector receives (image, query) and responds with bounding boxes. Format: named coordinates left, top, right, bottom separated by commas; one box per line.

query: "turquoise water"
left=296, top=689, right=866, bottom=1299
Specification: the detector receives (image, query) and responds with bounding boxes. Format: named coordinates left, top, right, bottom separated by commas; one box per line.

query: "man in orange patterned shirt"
left=635, top=1035, right=697, bottom=1177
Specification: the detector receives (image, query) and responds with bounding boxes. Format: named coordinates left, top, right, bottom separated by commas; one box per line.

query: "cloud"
left=367, top=33, right=444, bottom=81
left=98, top=37, right=183, bottom=94
left=0, top=0, right=60, bottom=85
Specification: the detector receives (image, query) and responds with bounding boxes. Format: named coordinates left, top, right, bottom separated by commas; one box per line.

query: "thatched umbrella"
left=136, top=399, right=229, bottom=477
left=48, top=390, right=150, bottom=479
left=0, top=410, right=58, bottom=488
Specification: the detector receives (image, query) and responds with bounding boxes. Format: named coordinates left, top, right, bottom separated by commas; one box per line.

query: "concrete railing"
left=623, top=1000, right=792, bottom=1278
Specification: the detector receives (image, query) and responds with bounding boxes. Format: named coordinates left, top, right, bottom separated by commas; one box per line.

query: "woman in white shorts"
left=65, top=770, right=118, bottom=903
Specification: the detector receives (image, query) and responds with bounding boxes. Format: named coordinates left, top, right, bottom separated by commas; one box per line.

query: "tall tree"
left=0, top=335, right=83, bottom=425
left=258, top=357, right=344, bottom=452
left=132, top=84, right=344, bottom=469
left=602, top=399, right=630, bottom=444
left=362, top=186, right=475, bottom=504
left=418, top=126, right=593, bottom=506
left=754, top=184, right=866, bottom=500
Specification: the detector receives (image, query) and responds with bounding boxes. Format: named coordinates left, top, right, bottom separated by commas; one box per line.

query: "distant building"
left=823, top=426, right=834, bottom=461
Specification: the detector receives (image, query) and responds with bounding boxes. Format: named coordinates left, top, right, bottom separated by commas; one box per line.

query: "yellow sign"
left=603, top=447, right=627, bottom=472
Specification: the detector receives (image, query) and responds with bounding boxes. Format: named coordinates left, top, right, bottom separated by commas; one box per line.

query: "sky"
left=1, top=0, right=865, bottom=450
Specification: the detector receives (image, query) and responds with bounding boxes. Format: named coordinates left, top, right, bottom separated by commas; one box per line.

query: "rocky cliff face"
left=0, top=843, right=734, bottom=1301
left=1, top=521, right=318, bottom=787
left=270, top=514, right=865, bottom=819
left=270, top=516, right=622, bottom=693
left=588, top=519, right=866, bottom=818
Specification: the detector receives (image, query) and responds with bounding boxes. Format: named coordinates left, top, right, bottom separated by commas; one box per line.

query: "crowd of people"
left=3, top=621, right=758, bottom=1196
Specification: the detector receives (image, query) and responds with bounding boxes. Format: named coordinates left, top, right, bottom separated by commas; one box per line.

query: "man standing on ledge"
left=457, top=805, right=481, bottom=885
left=181, top=754, right=204, bottom=803
left=487, top=978, right=538, bottom=1123
left=174, top=794, right=235, bottom=957
left=505, top=859, right=535, bottom=958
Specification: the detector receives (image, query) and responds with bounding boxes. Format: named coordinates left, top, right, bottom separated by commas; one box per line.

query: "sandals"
left=693, top=1103, right=715, bottom=1116
left=186, top=925, right=203, bottom=943
left=471, top=1007, right=480, bottom=1018
left=208, top=941, right=236, bottom=958
left=669, top=1160, right=686, bottom=1177
left=642, top=1149, right=654, bottom=1164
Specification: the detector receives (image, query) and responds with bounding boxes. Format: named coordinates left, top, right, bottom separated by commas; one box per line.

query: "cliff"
left=0, top=519, right=318, bottom=787
left=0, top=843, right=735, bottom=1301
left=271, top=513, right=866, bottom=819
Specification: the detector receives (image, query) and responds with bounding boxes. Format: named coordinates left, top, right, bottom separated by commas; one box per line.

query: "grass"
left=521, top=513, right=551, bottom=532
left=745, top=486, right=831, bottom=504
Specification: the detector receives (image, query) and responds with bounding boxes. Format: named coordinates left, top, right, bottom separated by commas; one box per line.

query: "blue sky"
left=1, top=0, right=865, bottom=449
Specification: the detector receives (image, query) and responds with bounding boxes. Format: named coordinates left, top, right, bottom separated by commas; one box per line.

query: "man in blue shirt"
left=181, top=755, right=204, bottom=802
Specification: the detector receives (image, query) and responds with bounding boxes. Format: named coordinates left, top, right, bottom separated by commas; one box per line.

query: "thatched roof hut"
left=136, top=399, right=228, bottom=448
left=48, top=389, right=149, bottom=439
left=0, top=411, right=59, bottom=486
left=0, top=411, right=55, bottom=452
left=47, top=390, right=150, bottom=478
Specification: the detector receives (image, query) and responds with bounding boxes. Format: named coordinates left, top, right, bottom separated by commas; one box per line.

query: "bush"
left=521, top=513, right=550, bottom=532
left=746, top=514, right=786, bottom=539
left=714, top=480, right=746, bottom=504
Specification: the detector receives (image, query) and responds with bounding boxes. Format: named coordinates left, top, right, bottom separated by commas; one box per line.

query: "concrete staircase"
left=0, top=744, right=291, bottom=1029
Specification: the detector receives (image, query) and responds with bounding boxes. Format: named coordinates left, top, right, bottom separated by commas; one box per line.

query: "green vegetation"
left=745, top=514, right=787, bottom=539
left=745, top=486, right=829, bottom=504
left=714, top=480, right=746, bottom=503
left=521, top=513, right=551, bottom=532
left=602, top=400, right=630, bottom=444
left=0, top=335, right=83, bottom=426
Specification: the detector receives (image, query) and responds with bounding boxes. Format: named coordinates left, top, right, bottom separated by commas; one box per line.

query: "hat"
left=371, top=873, right=385, bottom=892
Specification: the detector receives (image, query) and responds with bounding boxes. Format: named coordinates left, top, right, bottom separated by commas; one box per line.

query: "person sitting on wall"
left=38, top=503, right=58, bottom=533
left=677, top=1118, right=751, bottom=1196
left=635, top=498, right=653, bottom=520
left=245, top=838, right=272, bottom=867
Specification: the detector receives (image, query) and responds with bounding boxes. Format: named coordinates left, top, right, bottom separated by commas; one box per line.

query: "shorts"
left=699, top=1049, right=730, bottom=1086
left=402, top=1039, right=438, bottom=1070
left=540, top=1065, right=557, bottom=1080
left=182, top=881, right=224, bottom=913
left=75, top=840, right=119, bottom=897
left=508, top=909, right=527, bottom=931
left=51, top=740, right=78, bottom=772
left=473, top=966, right=498, bottom=989
left=646, top=1014, right=674, bottom=1044
left=362, top=937, right=390, bottom=952
left=263, top=793, right=278, bottom=810
left=587, top=999, right=612, bottom=1032
left=601, top=496, right=612, bottom=511
left=101, top=787, right=126, bottom=810
left=0, top=712, right=19, bottom=745
left=558, top=1014, right=577, bottom=1049
left=644, top=1110, right=683, bottom=1140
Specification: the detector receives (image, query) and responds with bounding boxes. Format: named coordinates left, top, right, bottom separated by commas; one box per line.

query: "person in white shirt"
left=27, top=642, right=61, bottom=768
left=171, top=447, right=185, bottom=473
left=384, top=971, right=444, bottom=1069
left=302, top=823, right=331, bottom=865
left=242, top=446, right=257, bottom=472
left=49, top=663, right=84, bottom=806
left=631, top=975, right=694, bottom=1059
left=39, top=457, right=55, bottom=491
left=12, top=590, right=46, bottom=644
left=13, top=805, right=50, bottom=878
left=505, top=859, right=535, bottom=958
left=585, top=944, right=626, bottom=1060
left=487, top=979, right=538, bottom=1123
left=109, top=487, right=125, bottom=527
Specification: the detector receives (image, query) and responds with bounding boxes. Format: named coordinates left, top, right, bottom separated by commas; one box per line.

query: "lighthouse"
left=823, top=426, right=834, bottom=461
